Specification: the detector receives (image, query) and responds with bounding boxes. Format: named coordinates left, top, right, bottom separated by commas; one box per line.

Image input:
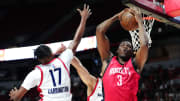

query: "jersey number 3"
left=49, top=68, right=61, bottom=87
left=117, top=75, right=122, bottom=86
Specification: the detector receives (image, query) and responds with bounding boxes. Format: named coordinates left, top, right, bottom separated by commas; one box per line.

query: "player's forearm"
left=74, top=17, right=87, bottom=40
left=73, top=64, right=92, bottom=86
left=138, top=21, right=148, bottom=46
left=71, top=57, right=93, bottom=86
left=96, top=14, right=118, bottom=34
left=71, top=18, right=87, bottom=51
left=77, top=68, right=91, bottom=85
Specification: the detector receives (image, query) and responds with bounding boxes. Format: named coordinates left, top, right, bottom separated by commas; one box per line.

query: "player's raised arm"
left=96, top=10, right=125, bottom=61
left=68, top=4, right=92, bottom=54
left=131, top=9, right=149, bottom=73
left=71, top=56, right=97, bottom=95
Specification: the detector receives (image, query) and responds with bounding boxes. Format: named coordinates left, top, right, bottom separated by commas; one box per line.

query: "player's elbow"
left=96, top=25, right=105, bottom=34
left=140, top=43, right=149, bottom=49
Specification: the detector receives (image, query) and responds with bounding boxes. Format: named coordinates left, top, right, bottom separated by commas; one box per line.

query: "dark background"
left=0, top=0, right=180, bottom=101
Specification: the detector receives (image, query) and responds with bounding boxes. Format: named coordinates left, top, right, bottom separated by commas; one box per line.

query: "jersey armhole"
left=131, top=58, right=139, bottom=72
left=35, top=66, right=43, bottom=91
left=87, top=78, right=99, bottom=100
left=101, top=57, right=113, bottom=78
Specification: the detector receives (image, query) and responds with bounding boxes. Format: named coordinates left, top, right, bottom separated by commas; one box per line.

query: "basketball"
left=119, top=9, right=138, bottom=31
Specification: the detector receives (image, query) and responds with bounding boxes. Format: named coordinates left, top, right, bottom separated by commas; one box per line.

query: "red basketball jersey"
left=102, top=56, right=140, bottom=101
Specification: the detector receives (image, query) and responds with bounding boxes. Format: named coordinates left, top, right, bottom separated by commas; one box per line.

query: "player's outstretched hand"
left=9, top=87, right=18, bottom=100
left=77, top=4, right=92, bottom=20
left=129, top=7, right=143, bottom=24
left=115, top=8, right=129, bottom=21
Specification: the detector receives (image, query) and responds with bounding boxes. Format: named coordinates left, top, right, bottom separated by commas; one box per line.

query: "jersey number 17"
left=49, top=68, right=61, bottom=87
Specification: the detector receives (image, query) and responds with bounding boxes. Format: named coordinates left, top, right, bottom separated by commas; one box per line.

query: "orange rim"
left=143, top=16, right=161, bottom=22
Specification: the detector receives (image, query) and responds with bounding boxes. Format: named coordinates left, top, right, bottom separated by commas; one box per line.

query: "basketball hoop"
left=129, top=14, right=159, bottom=52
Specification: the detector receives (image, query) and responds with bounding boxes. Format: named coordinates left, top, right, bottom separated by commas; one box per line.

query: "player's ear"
left=133, top=51, right=136, bottom=56
left=100, top=72, right=103, bottom=77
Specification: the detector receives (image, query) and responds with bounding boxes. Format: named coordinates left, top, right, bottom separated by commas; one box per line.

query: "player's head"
left=116, top=39, right=133, bottom=61
left=34, top=44, right=53, bottom=64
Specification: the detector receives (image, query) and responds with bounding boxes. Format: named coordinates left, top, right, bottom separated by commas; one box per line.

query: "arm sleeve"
left=58, top=49, right=73, bottom=69
left=21, top=68, right=41, bottom=90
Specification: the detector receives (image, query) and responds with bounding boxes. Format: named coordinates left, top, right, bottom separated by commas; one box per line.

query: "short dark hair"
left=119, top=38, right=134, bottom=51
left=34, top=44, right=52, bottom=59
left=119, top=38, right=132, bottom=45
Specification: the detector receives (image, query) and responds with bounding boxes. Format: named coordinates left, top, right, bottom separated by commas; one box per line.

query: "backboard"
left=121, top=0, right=180, bottom=29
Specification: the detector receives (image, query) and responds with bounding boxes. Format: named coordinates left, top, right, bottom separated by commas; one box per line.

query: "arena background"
left=0, top=0, right=180, bottom=101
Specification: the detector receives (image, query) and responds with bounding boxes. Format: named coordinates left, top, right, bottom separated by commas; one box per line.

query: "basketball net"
left=129, top=14, right=155, bottom=52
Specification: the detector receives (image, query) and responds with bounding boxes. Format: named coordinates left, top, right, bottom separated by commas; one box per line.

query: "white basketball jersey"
left=36, top=57, right=72, bottom=101
left=87, top=78, right=104, bottom=101
left=21, top=49, right=73, bottom=101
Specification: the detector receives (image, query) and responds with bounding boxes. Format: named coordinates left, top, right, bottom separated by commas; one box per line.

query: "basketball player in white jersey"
left=71, top=56, right=104, bottom=101
left=9, top=4, right=92, bottom=101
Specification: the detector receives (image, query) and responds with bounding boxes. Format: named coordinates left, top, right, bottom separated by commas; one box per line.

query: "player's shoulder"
left=103, top=55, right=112, bottom=62
left=59, top=49, right=73, bottom=57
left=103, top=56, right=115, bottom=65
left=34, top=65, right=44, bottom=71
left=58, top=49, right=74, bottom=63
left=63, top=48, right=73, bottom=54
left=25, top=65, right=42, bottom=78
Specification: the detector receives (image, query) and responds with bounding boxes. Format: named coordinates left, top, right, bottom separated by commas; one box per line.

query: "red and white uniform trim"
left=87, top=78, right=104, bottom=101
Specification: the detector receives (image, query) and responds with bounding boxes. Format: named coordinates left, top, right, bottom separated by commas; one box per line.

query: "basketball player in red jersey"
left=96, top=8, right=149, bottom=101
